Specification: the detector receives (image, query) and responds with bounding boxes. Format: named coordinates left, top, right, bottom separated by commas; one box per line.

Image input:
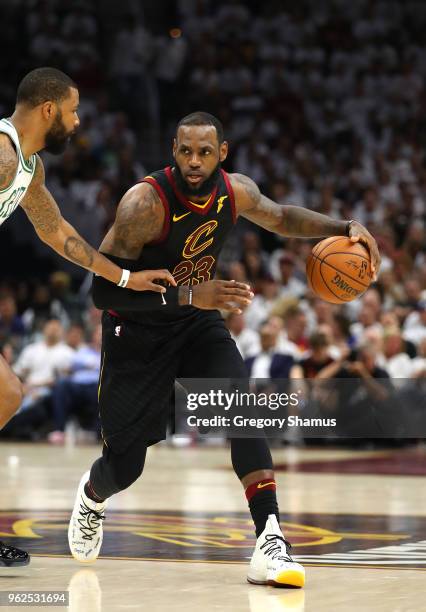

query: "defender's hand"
left=191, top=280, right=254, bottom=313
left=348, top=221, right=381, bottom=280
left=127, top=269, right=177, bottom=292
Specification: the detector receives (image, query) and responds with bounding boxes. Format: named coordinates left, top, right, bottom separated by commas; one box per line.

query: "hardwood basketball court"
left=1, top=442, right=425, bottom=611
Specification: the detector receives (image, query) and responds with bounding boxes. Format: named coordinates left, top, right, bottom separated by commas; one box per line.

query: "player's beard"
left=44, top=110, right=73, bottom=154
left=174, top=162, right=222, bottom=198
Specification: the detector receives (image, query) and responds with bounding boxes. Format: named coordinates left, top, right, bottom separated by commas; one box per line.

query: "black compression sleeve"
left=91, top=253, right=180, bottom=312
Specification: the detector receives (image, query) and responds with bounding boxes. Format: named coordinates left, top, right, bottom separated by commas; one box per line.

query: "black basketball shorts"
left=98, top=310, right=247, bottom=453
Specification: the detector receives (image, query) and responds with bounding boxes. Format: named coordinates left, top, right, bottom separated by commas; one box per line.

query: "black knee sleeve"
left=90, top=443, right=148, bottom=499
left=230, top=437, right=273, bottom=481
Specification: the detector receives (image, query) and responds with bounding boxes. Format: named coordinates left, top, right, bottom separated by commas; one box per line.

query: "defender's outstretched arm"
left=20, top=156, right=174, bottom=291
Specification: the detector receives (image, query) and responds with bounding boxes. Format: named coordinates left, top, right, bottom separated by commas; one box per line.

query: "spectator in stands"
left=378, top=269, right=405, bottom=310
left=336, top=344, right=393, bottom=437
left=378, top=315, right=418, bottom=361
left=291, top=331, right=336, bottom=379
left=283, top=307, right=309, bottom=355
left=309, top=298, right=336, bottom=330
left=225, top=312, right=259, bottom=359
left=66, top=323, right=86, bottom=351
left=21, top=284, right=53, bottom=333
left=338, top=345, right=391, bottom=385
left=307, top=342, right=392, bottom=432
left=0, top=294, right=26, bottom=350
left=48, top=325, right=102, bottom=444
left=351, top=302, right=382, bottom=345
left=245, top=321, right=294, bottom=379
left=3, top=320, right=75, bottom=439
left=13, top=319, right=74, bottom=394
left=109, top=13, right=157, bottom=124
left=331, top=312, right=356, bottom=356
left=410, top=338, right=426, bottom=379
left=383, top=326, right=415, bottom=379
left=276, top=253, right=306, bottom=299
left=241, top=249, right=267, bottom=288
left=244, top=276, right=280, bottom=331
left=48, top=272, right=84, bottom=325
left=266, top=315, right=300, bottom=358
left=403, top=300, right=426, bottom=348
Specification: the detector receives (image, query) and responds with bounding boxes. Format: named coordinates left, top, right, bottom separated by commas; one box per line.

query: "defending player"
left=68, top=112, right=380, bottom=587
left=0, top=67, right=183, bottom=568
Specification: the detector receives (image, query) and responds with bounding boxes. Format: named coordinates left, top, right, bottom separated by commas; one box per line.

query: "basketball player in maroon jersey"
left=69, top=112, right=379, bottom=587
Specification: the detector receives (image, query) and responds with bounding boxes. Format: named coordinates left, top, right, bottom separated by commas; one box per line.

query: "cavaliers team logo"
left=182, top=220, right=218, bottom=259
left=1, top=510, right=426, bottom=569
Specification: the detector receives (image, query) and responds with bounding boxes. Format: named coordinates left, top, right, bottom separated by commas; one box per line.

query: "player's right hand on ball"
left=128, top=269, right=177, bottom=292
left=191, top=280, right=254, bottom=313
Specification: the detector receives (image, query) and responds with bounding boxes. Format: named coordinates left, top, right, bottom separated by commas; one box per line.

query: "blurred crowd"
left=187, top=0, right=426, bottom=432
left=0, top=272, right=103, bottom=442
left=0, top=0, right=425, bottom=442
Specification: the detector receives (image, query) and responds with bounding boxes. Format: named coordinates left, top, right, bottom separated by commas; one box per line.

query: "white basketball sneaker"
left=68, top=471, right=106, bottom=563
left=247, top=515, right=305, bottom=588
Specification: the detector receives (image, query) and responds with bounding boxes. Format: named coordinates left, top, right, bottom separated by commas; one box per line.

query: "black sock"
left=245, top=479, right=280, bottom=538
left=84, top=480, right=105, bottom=504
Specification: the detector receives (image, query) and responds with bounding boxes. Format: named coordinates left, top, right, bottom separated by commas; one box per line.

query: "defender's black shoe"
left=0, top=541, right=30, bottom=567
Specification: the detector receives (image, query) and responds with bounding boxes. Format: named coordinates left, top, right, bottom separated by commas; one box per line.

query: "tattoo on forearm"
left=281, top=206, right=346, bottom=237
left=234, top=169, right=347, bottom=238
left=63, top=236, right=95, bottom=267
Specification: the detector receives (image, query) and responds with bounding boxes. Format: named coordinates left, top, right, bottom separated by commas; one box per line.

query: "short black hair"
left=16, top=67, right=77, bottom=108
left=176, top=112, right=224, bottom=143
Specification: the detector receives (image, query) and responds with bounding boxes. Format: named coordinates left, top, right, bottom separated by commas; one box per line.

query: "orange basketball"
left=306, top=236, right=373, bottom=304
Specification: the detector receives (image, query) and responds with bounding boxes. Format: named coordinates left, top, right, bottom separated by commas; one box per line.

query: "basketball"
left=306, top=236, right=373, bottom=304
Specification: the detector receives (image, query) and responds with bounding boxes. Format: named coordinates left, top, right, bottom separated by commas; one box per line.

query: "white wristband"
left=118, top=269, right=130, bottom=288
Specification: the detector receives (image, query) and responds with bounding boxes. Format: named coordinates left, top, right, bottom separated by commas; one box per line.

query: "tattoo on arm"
left=232, top=173, right=283, bottom=230
left=0, top=134, right=18, bottom=190
left=20, top=156, right=61, bottom=234
left=100, top=183, right=164, bottom=259
left=232, top=173, right=262, bottom=207
left=280, top=206, right=347, bottom=237
left=19, top=156, right=125, bottom=278
left=233, top=172, right=346, bottom=238
left=21, top=156, right=97, bottom=268
left=63, top=236, right=94, bottom=267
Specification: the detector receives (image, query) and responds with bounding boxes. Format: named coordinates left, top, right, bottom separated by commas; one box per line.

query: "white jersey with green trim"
left=0, top=118, right=37, bottom=227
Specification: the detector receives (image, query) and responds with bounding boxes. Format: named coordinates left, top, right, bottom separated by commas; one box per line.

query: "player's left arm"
left=20, top=156, right=106, bottom=271
left=231, top=173, right=381, bottom=278
left=20, top=156, right=173, bottom=291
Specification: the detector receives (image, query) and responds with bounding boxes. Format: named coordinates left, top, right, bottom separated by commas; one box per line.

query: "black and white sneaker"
left=0, top=542, right=30, bottom=567
left=68, top=471, right=106, bottom=563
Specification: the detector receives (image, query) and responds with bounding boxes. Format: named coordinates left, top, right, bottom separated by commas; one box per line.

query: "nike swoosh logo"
left=257, top=482, right=275, bottom=489
left=173, top=212, right=191, bottom=222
